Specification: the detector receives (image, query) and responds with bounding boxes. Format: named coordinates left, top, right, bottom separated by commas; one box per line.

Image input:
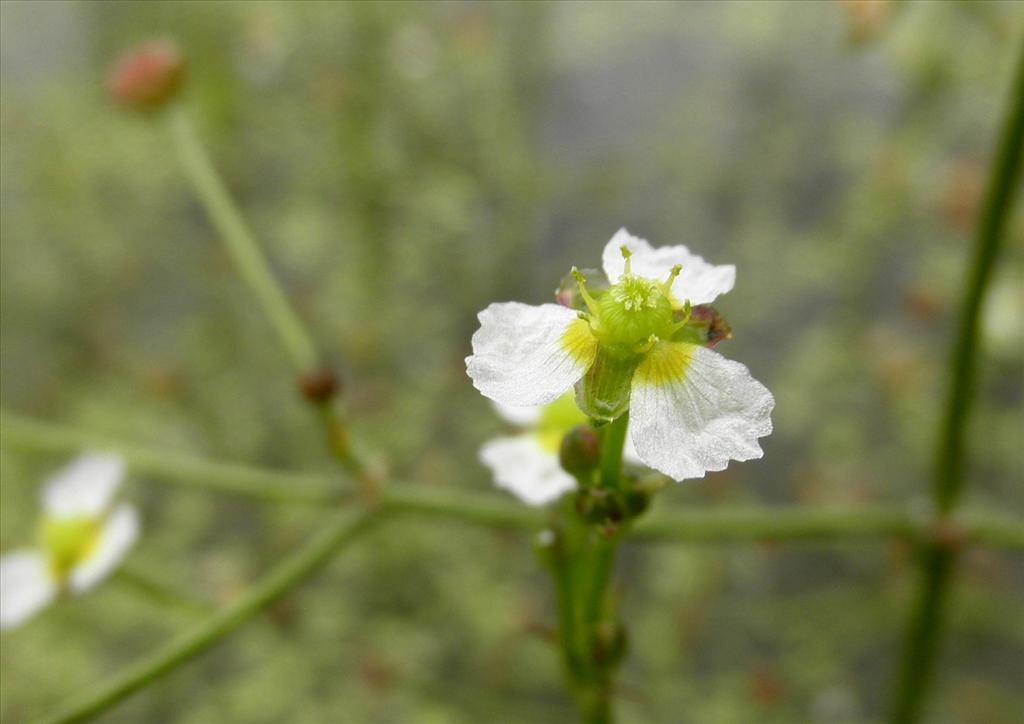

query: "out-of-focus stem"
left=114, top=566, right=217, bottom=617
left=890, top=44, right=1024, bottom=724
left=165, top=105, right=376, bottom=490
left=166, top=105, right=318, bottom=374
left=0, top=411, right=343, bottom=505
left=5, top=412, right=1022, bottom=548
left=36, top=511, right=382, bottom=724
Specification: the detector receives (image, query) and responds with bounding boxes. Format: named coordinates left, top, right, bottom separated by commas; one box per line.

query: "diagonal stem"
left=890, top=42, right=1024, bottom=724
left=35, top=511, right=383, bottom=724
left=166, top=105, right=318, bottom=374
left=165, top=105, right=377, bottom=491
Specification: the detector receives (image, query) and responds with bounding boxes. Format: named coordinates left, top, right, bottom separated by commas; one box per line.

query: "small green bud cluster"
left=575, top=478, right=650, bottom=536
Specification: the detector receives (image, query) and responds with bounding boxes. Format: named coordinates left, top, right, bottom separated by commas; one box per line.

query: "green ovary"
left=596, top=275, right=675, bottom=352
left=40, top=516, right=100, bottom=580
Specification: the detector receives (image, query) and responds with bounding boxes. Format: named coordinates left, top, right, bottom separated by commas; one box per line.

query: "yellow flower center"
left=40, top=516, right=100, bottom=580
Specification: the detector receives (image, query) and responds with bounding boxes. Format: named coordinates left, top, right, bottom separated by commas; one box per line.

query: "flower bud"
left=555, top=268, right=607, bottom=310
left=298, top=367, right=341, bottom=404
left=558, top=424, right=601, bottom=478
left=108, top=39, right=185, bottom=113
left=674, top=304, right=732, bottom=348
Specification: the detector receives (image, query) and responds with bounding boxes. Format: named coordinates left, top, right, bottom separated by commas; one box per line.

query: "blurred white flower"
left=467, top=228, right=773, bottom=482
left=480, top=392, right=644, bottom=506
left=0, top=452, right=139, bottom=630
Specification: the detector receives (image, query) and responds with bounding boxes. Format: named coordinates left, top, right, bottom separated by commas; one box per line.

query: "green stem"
left=632, top=506, right=917, bottom=542
left=36, top=511, right=382, bottom=724
left=598, top=414, right=629, bottom=490
left=383, top=486, right=543, bottom=530
left=114, top=566, right=217, bottom=617
left=166, top=105, right=318, bottom=373
left=0, top=411, right=343, bottom=505
left=166, top=105, right=378, bottom=489
left=890, top=44, right=1024, bottom=724
left=5, top=411, right=1023, bottom=548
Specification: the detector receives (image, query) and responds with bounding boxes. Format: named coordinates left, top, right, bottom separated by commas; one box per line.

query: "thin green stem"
left=0, top=411, right=344, bottom=505
left=36, top=511, right=382, bottom=724
left=166, top=105, right=318, bottom=373
left=114, top=566, right=217, bottom=617
left=632, top=506, right=917, bottom=542
left=382, top=486, right=543, bottom=530
left=165, top=104, right=378, bottom=488
left=5, top=411, right=1023, bottom=548
left=598, top=414, right=628, bottom=490
left=890, top=44, right=1024, bottom=724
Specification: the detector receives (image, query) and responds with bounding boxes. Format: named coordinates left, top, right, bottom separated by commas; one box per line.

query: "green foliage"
left=1, top=1, right=1021, bottom=722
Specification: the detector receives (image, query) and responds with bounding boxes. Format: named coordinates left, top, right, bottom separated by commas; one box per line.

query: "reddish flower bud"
left=559, top=424, right=601, bottom=477
left=555, top=268, right=607, bottom=310
left=298, top=367, right=341, bottom=404
left=108, top=39, right=185, bottom=113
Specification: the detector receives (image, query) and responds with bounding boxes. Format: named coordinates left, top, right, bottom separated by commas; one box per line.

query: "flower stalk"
left=165, top=104, right=378, bottom=493
left=889, top=42, right=1024, bottom=724
left=549, top=414, right=632, bottom=723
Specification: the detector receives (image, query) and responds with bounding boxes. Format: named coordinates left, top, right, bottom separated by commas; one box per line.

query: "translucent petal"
left=43, top=452, right=125, bottom=519
left=602, top=228, right=736, bottom=306
left=0, top=550, right=57, bottom=630
left=68, top=505, right=139, bottom=594
left=630, top=343, right=773, bottom=480
left=480, top=434, right=576, bottom=506
left=466, top=302, right=597, bottom=407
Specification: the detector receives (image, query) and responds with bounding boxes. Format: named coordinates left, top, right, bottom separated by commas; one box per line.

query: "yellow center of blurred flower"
left=40, top=516, right=101, bottom=581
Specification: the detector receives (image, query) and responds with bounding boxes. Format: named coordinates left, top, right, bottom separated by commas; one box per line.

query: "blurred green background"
left=1, top=1, right=1022, bottom=722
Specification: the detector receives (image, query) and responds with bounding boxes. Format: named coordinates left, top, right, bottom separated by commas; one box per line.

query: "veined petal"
left=491, top=400, right=542, bottom=427
left=480, top=434, right=576, bottom=506
left=43, top=452, right=125, bottom=519
left=630, top=342, right=773, bottom=480
left=467, top=302, right=597, bottom=406
left=602, top=228, right=736, bottom=306
left=0, top=550, right=57, bottom=630
left=68, top=505, right=139, bottom=594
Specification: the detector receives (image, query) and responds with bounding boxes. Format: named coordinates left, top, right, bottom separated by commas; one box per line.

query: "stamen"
left=619, top=245, right=632, bottom=275
left=633, top=334, right=658, bottom=355
left=662, top=264, right=682, bottom=294
left=571, top=266, right=601, bottom=317
left=668, top=300, right=693, bottom=334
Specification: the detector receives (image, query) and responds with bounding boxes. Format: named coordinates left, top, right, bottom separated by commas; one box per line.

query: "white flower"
left=481, top=393, right=648, bottom=508
left=466, top=228, right=774, bottom=482
left=0, top=452, right=139, bottom=630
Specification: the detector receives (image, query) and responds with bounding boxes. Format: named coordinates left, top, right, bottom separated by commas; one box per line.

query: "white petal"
left=68, top=505, right=139, bottom=594
left=622, top=427, right=645, bottom=467
left=43, top=452, right=125, bottom=519
left=0, top=550, right=57, bottom=630
left=601, top=228, right=736, bottom=306
left=629, top=343, right=773, bottom=481
left=466, top=302, right=597, bottom=407
left=490, top=400, right=542, bottom=427
left=480, top=434, right=576, bottom=506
